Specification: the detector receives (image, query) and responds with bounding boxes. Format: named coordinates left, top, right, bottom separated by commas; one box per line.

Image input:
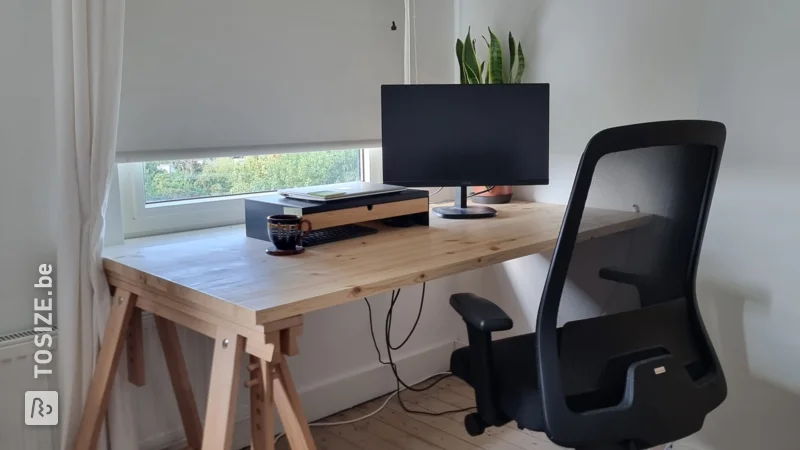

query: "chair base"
left=464, top=413, right=487, bottom=436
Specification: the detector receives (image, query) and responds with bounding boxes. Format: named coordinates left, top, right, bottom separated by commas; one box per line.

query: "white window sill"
left=144, top=191, right=273, bottom=209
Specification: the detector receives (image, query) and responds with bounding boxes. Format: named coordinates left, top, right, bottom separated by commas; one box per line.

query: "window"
left=143, top=150, right=362, bottom=204
left=119, top=148, right=382, bottom=237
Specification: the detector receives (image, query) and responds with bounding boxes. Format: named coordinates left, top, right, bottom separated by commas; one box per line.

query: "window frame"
left=119, top=147, right=382, bottom=238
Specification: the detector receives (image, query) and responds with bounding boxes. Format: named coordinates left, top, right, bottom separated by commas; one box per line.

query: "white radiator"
left=0, top=330, right=60, bottom=450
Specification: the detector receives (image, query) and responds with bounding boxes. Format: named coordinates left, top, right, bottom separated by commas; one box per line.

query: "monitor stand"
left=433, top=186, right=497, bottom=219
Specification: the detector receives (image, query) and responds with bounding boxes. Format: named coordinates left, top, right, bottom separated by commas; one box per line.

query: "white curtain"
left=52, top=1, right=137, bottom=449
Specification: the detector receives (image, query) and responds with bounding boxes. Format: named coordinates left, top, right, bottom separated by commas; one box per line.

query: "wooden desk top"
left=104, top=202, right=648, bottom=326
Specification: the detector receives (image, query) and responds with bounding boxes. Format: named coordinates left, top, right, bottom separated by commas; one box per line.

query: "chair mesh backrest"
left=535, top=121, right=728, bottom=449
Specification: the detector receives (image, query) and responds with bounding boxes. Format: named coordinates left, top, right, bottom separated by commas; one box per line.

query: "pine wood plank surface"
left=266, top=377, right=564, bottom=450
left=104, top=202, right=647, bottom=327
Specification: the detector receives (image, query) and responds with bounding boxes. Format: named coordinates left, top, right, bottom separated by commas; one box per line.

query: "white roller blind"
left=117, top=0, right=405, bottom=162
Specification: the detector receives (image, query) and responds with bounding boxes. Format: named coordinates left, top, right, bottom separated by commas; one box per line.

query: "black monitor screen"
left=381, top=84, right=549, bottom=187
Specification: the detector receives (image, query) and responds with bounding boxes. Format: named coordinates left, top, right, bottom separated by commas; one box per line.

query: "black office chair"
left=450, top=120, right=728, bottom=450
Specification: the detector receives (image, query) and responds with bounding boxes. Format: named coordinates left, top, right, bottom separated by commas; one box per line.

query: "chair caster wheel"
left=464, top=413, right=487, bottom=436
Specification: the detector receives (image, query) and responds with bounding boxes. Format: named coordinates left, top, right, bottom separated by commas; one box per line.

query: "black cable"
left=363, top=297, right=390, bottom=365
left=429, top=187, right=444, bottom=197
left=365, top=291, right=424, bottom=389
left=363, top=287, right=477, bottom=416
left=384, top=290, right=431, bottom=392
left=468, top=186, right=495, bottom=197
left=384, top=289, right=400, bottom=353
left=388, top=283, right=425, bottom=350
left=396, top=384, right=475, bottom=416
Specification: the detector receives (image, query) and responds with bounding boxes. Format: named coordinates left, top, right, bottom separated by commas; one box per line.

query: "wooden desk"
left=75, top=202, right=647, bottom=450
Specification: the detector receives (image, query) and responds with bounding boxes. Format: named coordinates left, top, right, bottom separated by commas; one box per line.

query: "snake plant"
left=456, top=27, right=525, bottom=84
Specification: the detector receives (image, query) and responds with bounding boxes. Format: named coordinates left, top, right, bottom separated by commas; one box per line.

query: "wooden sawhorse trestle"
left=72, top=284, right=317, bottom=450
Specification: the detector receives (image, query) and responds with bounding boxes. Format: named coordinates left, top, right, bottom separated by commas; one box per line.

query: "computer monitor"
left=381, top=84, right=549, bottom=219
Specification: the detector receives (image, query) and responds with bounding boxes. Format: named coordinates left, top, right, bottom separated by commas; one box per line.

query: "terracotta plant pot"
left=472, top=185, right=513, bottom=204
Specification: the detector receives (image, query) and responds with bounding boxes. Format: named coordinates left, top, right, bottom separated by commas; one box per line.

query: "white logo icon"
left=25, top=391, right=58, bottom=425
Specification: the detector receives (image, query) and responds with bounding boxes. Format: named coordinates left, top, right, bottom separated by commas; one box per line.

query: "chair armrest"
left=450, top=293, right=513, bottom=333
left=450, top=293, right=511, bottom=428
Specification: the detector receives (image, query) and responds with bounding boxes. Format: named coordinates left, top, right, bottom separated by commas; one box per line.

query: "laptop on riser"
left=279, top=182, right=407, bottom=202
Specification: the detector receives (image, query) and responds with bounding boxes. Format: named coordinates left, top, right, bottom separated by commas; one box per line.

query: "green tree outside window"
left=144, top=150, right=361, bottom=203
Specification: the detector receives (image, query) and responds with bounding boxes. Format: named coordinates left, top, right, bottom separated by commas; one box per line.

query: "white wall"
left=687, top=0, right=800, bottom=448
left=409, top=0, right=458, bottom=84
left=457, top=1, right=800, bottom=449
left=455, top=0, right=706, bottom=331
left=0, top=0, right=56, bottom=335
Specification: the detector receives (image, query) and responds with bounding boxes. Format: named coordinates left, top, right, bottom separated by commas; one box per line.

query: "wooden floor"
left=272, top=377, right=565, bottom=450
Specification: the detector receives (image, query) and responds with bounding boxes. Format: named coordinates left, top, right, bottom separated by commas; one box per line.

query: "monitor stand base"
left=433, top=186, right=498, bottom=219
left=433, top=206, right=497, bottom=219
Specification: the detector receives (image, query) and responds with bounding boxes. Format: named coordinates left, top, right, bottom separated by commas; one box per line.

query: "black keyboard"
left=301, top=224, right=378, bottom=247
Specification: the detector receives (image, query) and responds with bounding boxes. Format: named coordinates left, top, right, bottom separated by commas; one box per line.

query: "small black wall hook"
left=390, top=21, right=397, bottom=31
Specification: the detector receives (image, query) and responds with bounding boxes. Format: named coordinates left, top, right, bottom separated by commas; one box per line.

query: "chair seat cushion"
left=450, top=332, right=544, bottom=431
